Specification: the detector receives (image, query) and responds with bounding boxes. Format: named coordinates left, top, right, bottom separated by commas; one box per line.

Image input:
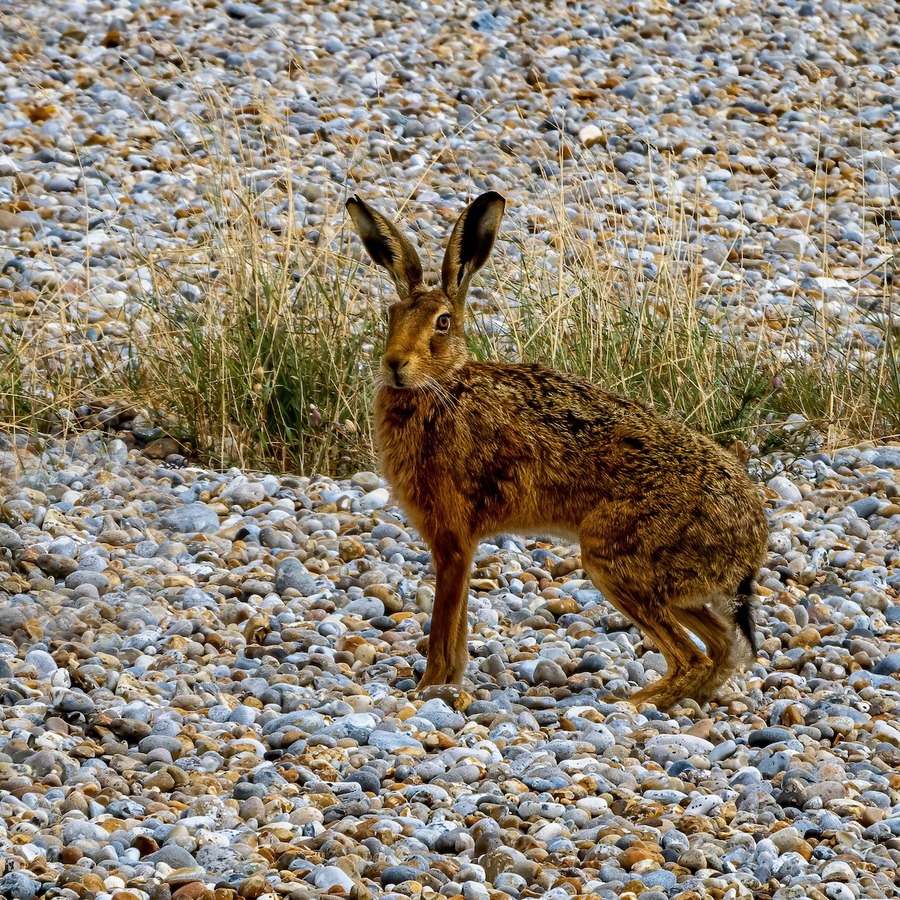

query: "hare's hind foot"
left=585, top=576, right=730, bottom=710
left=631, top=659, right=721, bottom=711
left=627, top=606, right=736, bottom=710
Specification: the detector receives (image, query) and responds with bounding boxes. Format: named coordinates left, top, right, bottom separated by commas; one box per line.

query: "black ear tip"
left=346, top=196, right=360, bottom=209
left=476, top=190, right=506, bottom=208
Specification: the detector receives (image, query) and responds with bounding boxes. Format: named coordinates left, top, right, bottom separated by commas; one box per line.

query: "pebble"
left=146, top=846, right=197, bottom=869
left=768, top=476, right=803, bottom=504
left=1, top=1, right=899, bottom=897
left=850, top=496, right=882, bottom=518
left=748, top=726, right=795, bottom=747
left=381, top=866, right=420, bottom=887
left=24, top=649, right=57, bottom=677
left=359, top=488, right=391, bottom=510
left=520, top=658, right=567, bottom=687
left=161, top=502, right=219, bottom=534
left=274, top=557, right=318, bottom=596
left=417, top=699, right=465, bottom=731
left=0, top=873, right=39, bottom=900
left=872, top=652, right=900, bottom=675
left=312, top=866, right=355, bottom=893
left=708, top=739, right=738, bottom=762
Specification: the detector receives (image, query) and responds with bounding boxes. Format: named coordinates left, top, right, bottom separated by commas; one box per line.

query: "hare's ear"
left=346, top=196, right=424, bottom=299
left=441, top=191, right=505, bottom=305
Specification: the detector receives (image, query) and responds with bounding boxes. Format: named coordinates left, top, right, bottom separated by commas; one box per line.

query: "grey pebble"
left=520, top=658, right=567, bottom=687
left=381, top=865, right=421, bottom=886
left=368, top=730, right=424, bottom=753
left=417, top=699, right=465, bottom=730
left=872, top=652, right=900, bottom=675
left=748, top=727, right=795, bottom=747
left=65, top=570, right=110, bottom=592
left=359, top=487, right=391, bottom=510
left=344, top=768, right=381, bottom=794
left=0, top=525, right=23, bottom=550
left=0, top=607, right=29, bottom=635
left=54, top=692, right=95, bottom=716
left=138, top=735, right=184, bottom=756
left=195, top=844, right=241, bottom=875
left=0, top=873, right=40, bottom=900
left=45, top=176, right=77, bottom=192
left=161, top=501, right=220, bottom=533
left=709, top=739, right=739, bottom=762
left=24, top=649, right=58, bottom=677
left=872, top=449, right=900, bottom=469
left=274, top=557, right=318, bottom=596
left=344, top=596, right=385, bottom=619
left=261, top=710, right=326, bottom=735
left=145, top=845, right=197, bottom=868
left=850, top=496, right=881, bottom=518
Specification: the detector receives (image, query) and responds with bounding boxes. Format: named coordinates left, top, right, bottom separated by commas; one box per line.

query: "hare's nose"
left=385, top=357, right=408, bottom=385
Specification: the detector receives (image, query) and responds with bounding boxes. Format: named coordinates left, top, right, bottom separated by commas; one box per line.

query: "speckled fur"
left=347, top=191, right=768, bottom=709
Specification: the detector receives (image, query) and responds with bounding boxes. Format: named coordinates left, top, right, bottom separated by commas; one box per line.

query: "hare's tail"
left=734, top=571, right=759, bottom=656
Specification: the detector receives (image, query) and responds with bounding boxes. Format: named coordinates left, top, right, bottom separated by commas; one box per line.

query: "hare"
left=346, top=191, right=768, bottom=710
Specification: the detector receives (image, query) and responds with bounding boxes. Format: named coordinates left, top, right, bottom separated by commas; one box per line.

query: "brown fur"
left=346, top=191, right=768, bottom=709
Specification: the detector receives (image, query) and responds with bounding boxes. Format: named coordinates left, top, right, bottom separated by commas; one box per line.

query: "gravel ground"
left=1, top=436, right=900, bottom=900
left=1, top=1, right=900, bottom=899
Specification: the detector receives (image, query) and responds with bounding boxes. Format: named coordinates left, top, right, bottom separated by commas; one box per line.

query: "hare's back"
left=460, top=361, right=688, bottom=459
left=458, top=360, right=764, bottom=521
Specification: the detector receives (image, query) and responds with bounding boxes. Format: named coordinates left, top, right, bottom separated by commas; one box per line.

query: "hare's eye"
left=436, top=313, right=451, bottom=332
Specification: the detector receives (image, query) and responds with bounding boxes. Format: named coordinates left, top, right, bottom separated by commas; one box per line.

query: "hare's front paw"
left=417, top=662, right=459, bottom=690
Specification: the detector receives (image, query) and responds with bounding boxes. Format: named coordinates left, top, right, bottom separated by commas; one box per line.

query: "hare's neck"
left=374, top=383, right=446, bottom=433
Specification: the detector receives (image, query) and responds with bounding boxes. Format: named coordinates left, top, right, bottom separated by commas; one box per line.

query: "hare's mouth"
left=379, top=369, right=411, bottom=390
left=378, top=370, right=431, bottom=392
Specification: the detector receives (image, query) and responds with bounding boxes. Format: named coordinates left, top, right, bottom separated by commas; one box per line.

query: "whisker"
left=422, top=376, right=457, bottom=415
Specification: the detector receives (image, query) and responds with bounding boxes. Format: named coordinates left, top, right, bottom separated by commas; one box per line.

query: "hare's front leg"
left=418, top=535, right=474, bottom=689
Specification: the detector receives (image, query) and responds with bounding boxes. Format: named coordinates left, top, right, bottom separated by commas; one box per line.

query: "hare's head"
left=346, top=192, right=505, bottom=390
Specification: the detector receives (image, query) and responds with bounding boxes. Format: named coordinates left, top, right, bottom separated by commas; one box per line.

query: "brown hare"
left=346, top=191, right=768, bottom=710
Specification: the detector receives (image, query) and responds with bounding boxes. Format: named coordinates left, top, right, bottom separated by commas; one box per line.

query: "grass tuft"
left=128, top=220, right=381, bottom=475
left=0, top=98, right=898, bottom=474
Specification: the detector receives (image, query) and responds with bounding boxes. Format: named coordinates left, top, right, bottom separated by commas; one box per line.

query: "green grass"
left=125, top=208, right=383, bottom=475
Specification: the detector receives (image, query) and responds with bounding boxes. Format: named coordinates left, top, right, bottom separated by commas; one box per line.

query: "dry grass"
left=469, top=154, right=900, bottom=458
left=479, top=170, right=760, bottom=439
left=130, top=240, right=381, bottom=476
left=0, top=279, right=122, bottom=443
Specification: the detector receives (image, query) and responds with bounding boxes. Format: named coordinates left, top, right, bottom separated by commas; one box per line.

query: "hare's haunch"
left=346, top=191, right=768, bottom=710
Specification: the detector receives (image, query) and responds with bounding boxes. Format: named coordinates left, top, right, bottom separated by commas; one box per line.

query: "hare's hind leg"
left=589, top=583, right=739, bottom=708
left=418, top=535, right=474, bottom=689
left=670, top=603, right=736, bottom=703
left=581, top=513, right=716, bottom=709
left=598, top=584, right=715, bottom=710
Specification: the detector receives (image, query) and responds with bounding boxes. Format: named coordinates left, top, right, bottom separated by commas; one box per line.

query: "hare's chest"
left=374, top=397, right=456, bottom=516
